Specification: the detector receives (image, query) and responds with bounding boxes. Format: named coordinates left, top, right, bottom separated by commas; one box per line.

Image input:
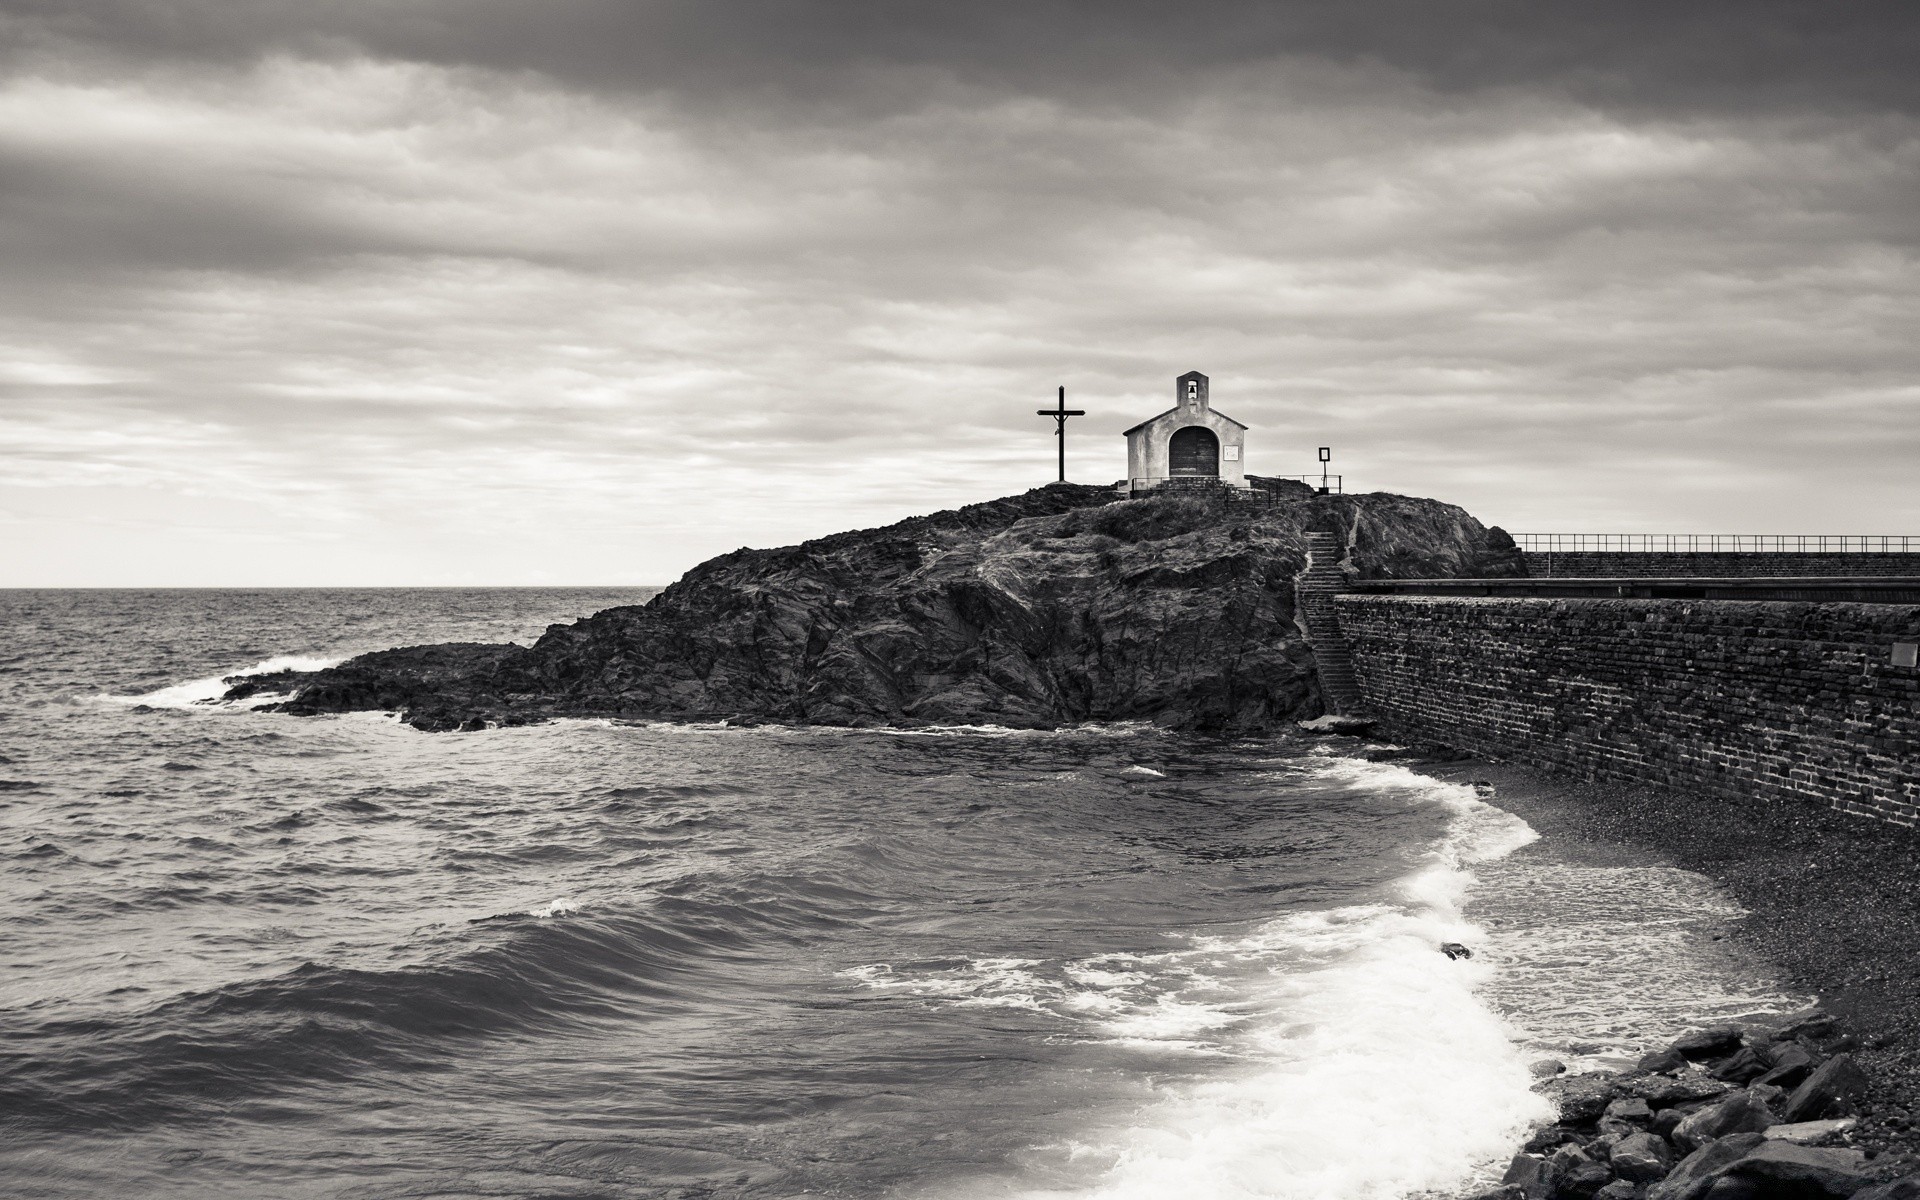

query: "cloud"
left=0, top=6, right=1917, bottom=583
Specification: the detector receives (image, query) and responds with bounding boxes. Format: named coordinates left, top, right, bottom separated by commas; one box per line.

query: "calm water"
left=0, top=590, right=1798, bottom=1200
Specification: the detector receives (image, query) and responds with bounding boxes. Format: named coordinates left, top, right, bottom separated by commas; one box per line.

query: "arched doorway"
left=1168, top=427, right=1219, bottom=476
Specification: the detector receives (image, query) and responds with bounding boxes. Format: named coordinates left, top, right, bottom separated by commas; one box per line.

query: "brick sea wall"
left=1334, top=594, right=1920, bottom=828
left=1524, top=551, right=1920, bottom=578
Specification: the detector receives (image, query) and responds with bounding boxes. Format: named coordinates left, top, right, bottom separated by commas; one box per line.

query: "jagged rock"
left=1553, top=1075, right=1626, bottom=1123
left=1507, top=1153, right=1550, bottom=1195
left=1528, top=1127, right=1584, bottom=1154
left=1533, top=1060, right=1570, bottom=1079
left=1785, top=1055, right=1870, bottom=1123
left=1652, top=1139, right=1870, bottom=1200
left=1764, top=1119, right=1859, bottom=1146
left=1608, top=1098, right=1656, bottom=1125
left=1546, top=1145, right=1615, bottom=1200
left=1594, top=1182, right=1641, bottom=1200
left=1441, top=942, right=1474, bottom=960
left=1612, top=1131, right=1678, bottom=1182
left=242, top=486, right=1523, bottom=732
left=1756, top=1044, right=1818, bottom=1090
left=1640, top=1048, right=1689, bottom=1074
left=1711, top=1046, right=1775, bottom=1085
left=1636, top=1076, right=1735, bottom=1109
left=1650, top=1134, right=1769, bottom=1200
left=1673, top=1092, right=1776, bottom=1153
left=1672, top=1028, right=1746, bottom=1061
left=1598, top=1117, right=1640, bottom=1144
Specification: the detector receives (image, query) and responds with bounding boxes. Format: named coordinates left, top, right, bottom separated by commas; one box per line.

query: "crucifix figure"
left=1035, top=385, right=1086, bottom=482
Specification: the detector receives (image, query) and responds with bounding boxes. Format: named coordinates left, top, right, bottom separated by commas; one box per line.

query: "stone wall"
left=1524, top=551, right=1920, bottom=578
left=1335, top=594, right=1920, bottom=828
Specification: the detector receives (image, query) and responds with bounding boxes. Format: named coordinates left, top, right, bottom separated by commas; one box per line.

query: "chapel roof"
left=1122, top=408, right=1249, bottom=436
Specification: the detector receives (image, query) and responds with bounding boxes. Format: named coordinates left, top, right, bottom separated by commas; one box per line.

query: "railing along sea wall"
left=1514, top=534, right=1920, bottom=578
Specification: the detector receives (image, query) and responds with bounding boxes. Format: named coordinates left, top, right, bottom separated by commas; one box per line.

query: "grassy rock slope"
left=252, top=482, right=1520, bottom=732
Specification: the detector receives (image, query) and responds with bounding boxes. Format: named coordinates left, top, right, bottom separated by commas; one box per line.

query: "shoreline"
left=1393, top=747, right=1920, bottom=1161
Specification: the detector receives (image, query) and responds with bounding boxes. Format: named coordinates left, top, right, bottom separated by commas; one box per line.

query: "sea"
left=0, top=588, right=1803, bottom=1200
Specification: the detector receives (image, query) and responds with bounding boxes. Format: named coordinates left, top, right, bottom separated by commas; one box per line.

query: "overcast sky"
left=3, top=1, right=1917, bottom=585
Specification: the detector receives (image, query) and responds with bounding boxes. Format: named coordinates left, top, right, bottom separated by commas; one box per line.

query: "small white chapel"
left=1121, top=370, right=1249, bottom=496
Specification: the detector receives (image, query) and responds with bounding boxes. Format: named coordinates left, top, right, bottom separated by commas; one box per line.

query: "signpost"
left=1036, top=386, right=1086, bottom=482
left=1318, top=446, right=1332, bottom=494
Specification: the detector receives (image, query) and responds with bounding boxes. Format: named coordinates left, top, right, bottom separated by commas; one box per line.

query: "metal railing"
left=1256, top=474, right=1344, bottom=495
left=1514, top=534, right=1920, bottom=554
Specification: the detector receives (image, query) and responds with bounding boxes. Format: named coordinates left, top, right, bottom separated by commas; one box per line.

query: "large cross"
left=1035, top=385, right=1086, bottom=482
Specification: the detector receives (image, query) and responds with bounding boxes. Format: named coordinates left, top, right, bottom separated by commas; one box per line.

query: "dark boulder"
left=1640, top=1048, right=1690, bottom=1074
left=1785, top=1055, right=1871, bottom=1124
left=1651, top=1134, right=1769, bottom=1200
left=1756, top=1044, right=1819, bottom=1091
left=1507, top=1154, right=1550, bottom=1196
left=1613, top=1131, right=1678, bottom=1183
left=1638, top=1077, right=1736, bottom=1110
left=1545, top=1145, right=1615, bottom=1200
left=1528, top=1127, right=1585, bottom=1154
left=1672, top=1028, right=1746, bottom=1061
left=1673, top=1092, right=1776, bottom=1154
left=1711, top=1046, right=1776, bottom=1086
left=1609, top=1098, right=1656, bottom=1126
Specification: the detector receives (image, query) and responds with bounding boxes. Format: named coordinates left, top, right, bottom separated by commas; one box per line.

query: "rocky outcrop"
left=242, top=482, right=1523, bottom=732
left=1488, top=1014, right=1920, bottom=1200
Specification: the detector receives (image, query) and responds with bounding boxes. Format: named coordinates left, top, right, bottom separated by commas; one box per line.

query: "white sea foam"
left=529, top=898, right=581, bottom=918
left=898, top=757, right=1554, bottom=1200
left=101, top=654, right=343, bottom=709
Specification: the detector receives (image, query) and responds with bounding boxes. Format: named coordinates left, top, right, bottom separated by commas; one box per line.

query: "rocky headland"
left=230, top=480, right=1521, bottom=732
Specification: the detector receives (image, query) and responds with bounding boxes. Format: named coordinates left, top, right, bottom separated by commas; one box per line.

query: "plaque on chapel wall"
left=1224, top=446, right=1240, bottom=461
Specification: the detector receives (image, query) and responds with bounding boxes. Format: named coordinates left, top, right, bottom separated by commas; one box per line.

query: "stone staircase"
left=1299, top=531, right=1366, bottom=715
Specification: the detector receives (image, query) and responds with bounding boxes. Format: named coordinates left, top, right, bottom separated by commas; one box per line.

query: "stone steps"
left=1299, top=531, right=1366, bottom=715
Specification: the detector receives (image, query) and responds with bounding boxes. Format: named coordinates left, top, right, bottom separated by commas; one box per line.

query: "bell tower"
left=1177, top=370, right=1209, bottom=413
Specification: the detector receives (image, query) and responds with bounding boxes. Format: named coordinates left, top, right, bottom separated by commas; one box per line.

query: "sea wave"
left=99, top=654, right=343, bottom=709
left=912, top=758, right=1552, bottom=1200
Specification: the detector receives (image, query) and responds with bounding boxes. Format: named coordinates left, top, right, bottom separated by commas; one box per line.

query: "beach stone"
left=1749, top=1083, right=1787, bottom=1116
left=1784, top=1054, right=1870, bottom=1123
left=1652, top=1137, right=1870, bottom=1200
left=1637, top=1076, right=1735, bottom=1109
left=1651, top=1134, right=1768, bottom=1200
left=1506, top=1153, right=1550, bottom=1196
left=1595, top=1182, right=1642, bottom=1200
left=1640, top=1048, right=1689, bottom=1074
left=1672, top=1092, right=1775, bottom=1154
left=1756, top=1043, right=1818, bottom=1090
left=1597, top=1117, right=1639, bottom=1145
left=1441, top=942, right=1474, bottom=960
left=1527, top=1127, right=1583, bottom=1154
left=1672, top=1028, right=1746, bottom=1061
left=1853, top=1173, right=1920, bottom=1200
left=1710, top=1046, right=1775, bottom=1085
left=1608, top=1098, right=1656, bottom=1125
left=1552, top=1076, right=1624, bottom=1124
left=1764, top=1118, right=1858, bottom=1146
left=1545, top=1145, right=1614, bottom=1200
left=1533, top=1059, right=1569, bottom=1078
left=1612, top=1132, right=1678, bottom=1182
